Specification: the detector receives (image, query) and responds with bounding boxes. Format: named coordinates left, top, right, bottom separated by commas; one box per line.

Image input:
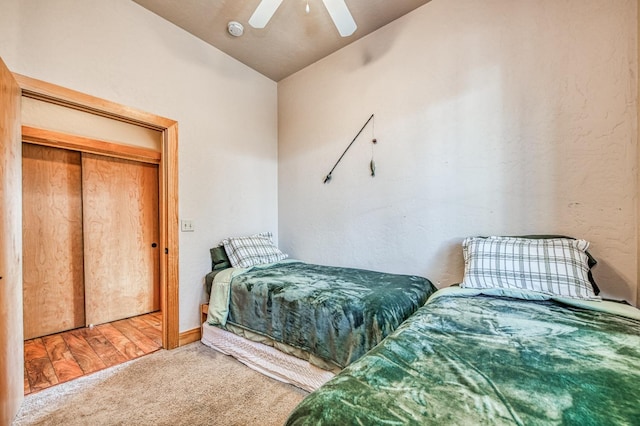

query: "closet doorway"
left=16, top=74, right=180, bottom=350
left=22, top=143, right=160, bottom=339
left=2, top=69, right=178, bottom=419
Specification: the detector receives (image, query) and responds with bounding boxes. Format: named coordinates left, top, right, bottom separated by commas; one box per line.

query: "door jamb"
left=15, top=73, right=180, bottom=349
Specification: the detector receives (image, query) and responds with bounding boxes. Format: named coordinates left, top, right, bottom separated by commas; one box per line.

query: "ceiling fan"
left=248, top=0, right=357, bottom=37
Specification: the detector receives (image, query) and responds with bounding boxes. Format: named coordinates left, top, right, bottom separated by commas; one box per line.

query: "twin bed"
left=287, top=287, right=640, bottom=424
left=201, top=234, right=640, bottom=424
left=201, top=232, right=436, bottom=390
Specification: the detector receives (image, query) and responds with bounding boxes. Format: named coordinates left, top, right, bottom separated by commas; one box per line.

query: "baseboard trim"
left=179, top=327, right=201, bottom=346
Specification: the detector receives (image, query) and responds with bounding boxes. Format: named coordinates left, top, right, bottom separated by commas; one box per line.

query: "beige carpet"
left=13, top=342, right=308, bottom=426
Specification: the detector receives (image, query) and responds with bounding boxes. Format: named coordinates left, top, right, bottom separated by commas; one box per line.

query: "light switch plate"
left=181, top=220, right=194, bottom=232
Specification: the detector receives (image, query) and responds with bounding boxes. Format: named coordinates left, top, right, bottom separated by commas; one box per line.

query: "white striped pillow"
left=222, top=232, right=288, bottom=268
left=461, top=236, right=598, bottom=300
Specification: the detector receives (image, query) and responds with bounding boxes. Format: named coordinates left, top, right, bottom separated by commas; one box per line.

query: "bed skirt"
left=200, top=322, right=336, bottom=392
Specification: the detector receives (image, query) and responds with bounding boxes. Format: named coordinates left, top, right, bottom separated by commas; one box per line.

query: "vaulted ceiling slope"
left=132, top=0, right=432, bottom=82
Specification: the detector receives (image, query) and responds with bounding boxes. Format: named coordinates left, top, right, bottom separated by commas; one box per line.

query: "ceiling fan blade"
left=322, top=0, right=357, bottom=37
left=248, top=0, right=284, bottom=29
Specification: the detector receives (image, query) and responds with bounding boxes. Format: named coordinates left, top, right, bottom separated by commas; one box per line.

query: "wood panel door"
left=0, top=57, right=23, bottom=424
left=22, top=144, right=85, bottom=339
left=82, top=153, right=160, bottom=326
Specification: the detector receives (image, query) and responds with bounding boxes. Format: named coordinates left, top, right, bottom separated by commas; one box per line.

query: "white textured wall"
left=0, top=0, right=279, bottom=331
left=278, top=0, right=638, bottom=304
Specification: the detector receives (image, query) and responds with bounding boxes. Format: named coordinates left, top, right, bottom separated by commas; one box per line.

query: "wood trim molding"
left=22, top=126, right=161, bottom=164
left=179, top=327, right=202, bottom=346
left=163, top=123, right=180, bottom=349
left=16, top=73, right=180, bottom=350
left=1, top=57, right=24, bottom=426
left=14, top=73, right=175, bottom=130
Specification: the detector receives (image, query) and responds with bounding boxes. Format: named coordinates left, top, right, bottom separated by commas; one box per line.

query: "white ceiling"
left=132, top=0, right=432, bottom=82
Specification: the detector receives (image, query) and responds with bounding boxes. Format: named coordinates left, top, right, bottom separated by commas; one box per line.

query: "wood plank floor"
left=24, top=311, right=162, bottom=395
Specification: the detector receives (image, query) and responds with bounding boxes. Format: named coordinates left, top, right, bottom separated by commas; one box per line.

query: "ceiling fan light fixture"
left=227, top=21, right=244, bottom=37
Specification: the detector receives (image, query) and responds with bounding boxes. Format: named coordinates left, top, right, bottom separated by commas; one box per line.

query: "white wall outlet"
left=181, top=219, right=194, bottom=232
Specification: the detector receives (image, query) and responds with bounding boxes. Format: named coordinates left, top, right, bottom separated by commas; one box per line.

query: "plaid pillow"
left=222, top=232, right=288, bottom=268
left=461, top=236, right=598, bottom=300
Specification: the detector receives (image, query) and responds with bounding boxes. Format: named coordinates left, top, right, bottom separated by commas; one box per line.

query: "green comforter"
left=210, top=261, right=435, bottom=368
left=286, top=287, right=640, bottom=425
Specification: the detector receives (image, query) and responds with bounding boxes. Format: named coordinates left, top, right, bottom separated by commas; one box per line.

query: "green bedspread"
left=286, top=287, right=640, bottom=425
left=210, top=261, right=435, bottom=369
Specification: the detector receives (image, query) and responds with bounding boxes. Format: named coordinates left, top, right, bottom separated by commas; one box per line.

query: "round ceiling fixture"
left=227, top=21, right=244, bottom=37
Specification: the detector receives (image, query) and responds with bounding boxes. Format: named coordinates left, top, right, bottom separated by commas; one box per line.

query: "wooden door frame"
left=1, top=57, right=23, bottom=426
left=14, top=73, right=180, bottom=349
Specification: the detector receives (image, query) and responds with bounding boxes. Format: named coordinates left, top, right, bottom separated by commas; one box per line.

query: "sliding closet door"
left=22, top=144, right=85, bottom=339
left=82, top=153, right=160, bottom=325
